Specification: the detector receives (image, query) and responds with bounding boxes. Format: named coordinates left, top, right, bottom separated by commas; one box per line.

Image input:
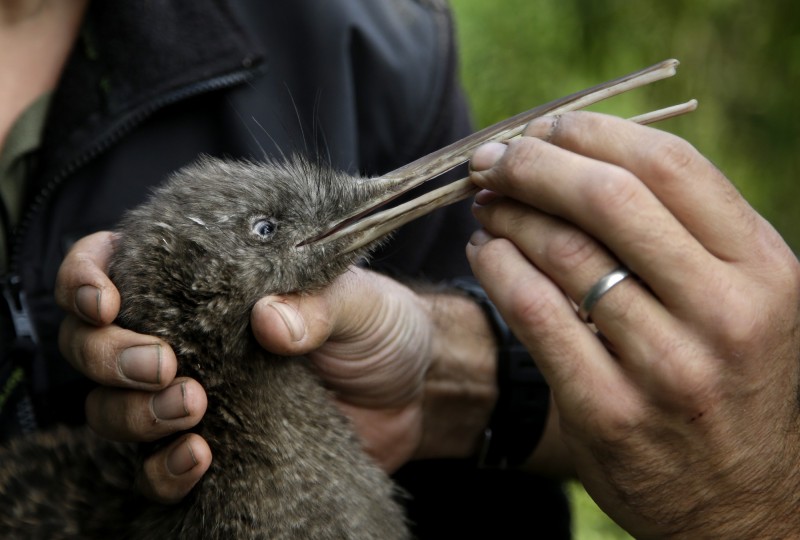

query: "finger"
left=465, top=229, right=633, bottom=417
left=251, top=267, right=429, bottom=407
left=524, top=112, right=770, bottom=265
left=472, top=196, right=681, bottom=371
left=85, top=378, right=207, bottom=442
left=54, top=231, right=120, bottom=325
left=250, top=266, right=379, bottom=356
left=137, top=433, right=212, bottom=504
left=251, top=290, right=331, bottom=356
left=470, top=136, right=724, bottom=317
left=59, top=315, right=177, bottom=390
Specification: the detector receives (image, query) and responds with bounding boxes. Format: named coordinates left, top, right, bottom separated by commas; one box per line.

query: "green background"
left=449, top=1, right=798, bottom=538
left=451, top=0, right=799, bottom=252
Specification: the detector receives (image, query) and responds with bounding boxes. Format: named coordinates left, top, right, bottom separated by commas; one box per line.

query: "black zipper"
left=2, top=66, right=261, bottom=340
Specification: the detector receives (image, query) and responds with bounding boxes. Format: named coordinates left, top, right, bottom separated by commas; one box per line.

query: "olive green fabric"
left=0, top=93, right=51, bottom=272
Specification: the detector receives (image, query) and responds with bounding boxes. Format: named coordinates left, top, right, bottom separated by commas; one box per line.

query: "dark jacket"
left=1, top=1, right=569, bottom=537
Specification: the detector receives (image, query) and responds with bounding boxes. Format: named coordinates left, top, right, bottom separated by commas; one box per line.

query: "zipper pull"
left=2, top=275, right=38, bottom=344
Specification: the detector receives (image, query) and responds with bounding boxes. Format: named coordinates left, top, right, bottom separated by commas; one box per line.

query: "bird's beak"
left=299, top=59, right=697, bottom=254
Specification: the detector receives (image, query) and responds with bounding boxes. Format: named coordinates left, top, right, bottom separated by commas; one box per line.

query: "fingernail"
left=474, top=189, right=499, bottom=207
left=525, top=115, right=559, bottom=141
left=119, top=345, right=162, bottom=385
left=469, top=229, right=495, bottom=247
left=265, top=300, right=305, bottom=342
left=76, top=285, right=101, bottom=322
left=153, top=382, right=189, bottom=420
left=166, top=438, right=198, bottom=475
left=470, top=142, right=507, bottom=172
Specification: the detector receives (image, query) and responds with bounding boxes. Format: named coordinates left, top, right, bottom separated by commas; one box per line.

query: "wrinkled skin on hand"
left=466, top=111, right=800, bottom=538
left=250, top=267, right=432, bottom=473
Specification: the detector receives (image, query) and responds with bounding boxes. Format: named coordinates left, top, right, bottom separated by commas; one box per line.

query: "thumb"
left=250, top=267, right=369, bottom=355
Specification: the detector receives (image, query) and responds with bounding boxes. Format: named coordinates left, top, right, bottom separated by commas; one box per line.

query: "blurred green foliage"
left=566, top=481, right=632, bottom=540
left=450, top=0, right=800, bottom=252
left=449, top=1, right=799, bottom=538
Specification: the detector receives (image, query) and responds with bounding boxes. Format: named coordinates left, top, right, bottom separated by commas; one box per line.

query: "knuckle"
left=506, top=283, right=566, bottom=333
left=584, top=168, right=640, bottom=215
left=647, top=134, right=698, bottom=179
left=472, top=236, right=575, bottom=337
left=103, top=392, right=159, bottom=442
left=87, top=392, right=159, bottom=443
left=79, top=330, right=118, bottom=380
left=544, top=226, right=601, bottom=274
left=139, top=451, right=182, bottom=503
left=502, top=137, right=547, bottom=184
left=473, top=236, right=512, bottom=270
left=59, top=252, right=95, bottom=287
left=588, top=406, right=646, bottom=448
left=488, top=200, right=530, bottom=241
left=653, top=334, right=720, bottom=405
left=700, top=274, right=774, bottom=355
left=674, top=376, right=719, bottom=414
left=719, top=312, right=763, bottom=353
left=523, top=114, right=560, bottom=141
left=121, top=407, right=150, bottom=439
left=713, top=307, right=772, bottom=362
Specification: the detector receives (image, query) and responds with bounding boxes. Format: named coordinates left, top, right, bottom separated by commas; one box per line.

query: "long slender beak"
left=300, top=59, right=697, bottom=254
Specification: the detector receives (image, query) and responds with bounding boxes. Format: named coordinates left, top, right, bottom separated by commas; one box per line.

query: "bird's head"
left=109, top=156, right=403, bottom=352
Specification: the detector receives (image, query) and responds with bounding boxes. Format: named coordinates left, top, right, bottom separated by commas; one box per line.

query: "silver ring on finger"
left=578, top=267, right=633, bottom=323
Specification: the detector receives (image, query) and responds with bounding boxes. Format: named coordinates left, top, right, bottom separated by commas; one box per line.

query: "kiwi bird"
left=0, top=61, right=691, bottom=539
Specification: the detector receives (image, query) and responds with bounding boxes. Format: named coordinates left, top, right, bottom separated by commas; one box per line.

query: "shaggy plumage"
left=0, top=156, right=409, bottom=539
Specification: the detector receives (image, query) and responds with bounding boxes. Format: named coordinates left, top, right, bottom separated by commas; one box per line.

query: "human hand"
left=55, top=232, right=211, bottom=503
left=465, top=112, right=800, bottom=537
left=251, top=266, right=497, bottom=473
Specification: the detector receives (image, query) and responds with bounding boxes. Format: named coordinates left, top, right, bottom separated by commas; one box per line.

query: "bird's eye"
left=252, top=218, right=277, bottom=239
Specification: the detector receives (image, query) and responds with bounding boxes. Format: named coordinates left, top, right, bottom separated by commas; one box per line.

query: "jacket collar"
left=35, top=0, right=264, bottom=188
